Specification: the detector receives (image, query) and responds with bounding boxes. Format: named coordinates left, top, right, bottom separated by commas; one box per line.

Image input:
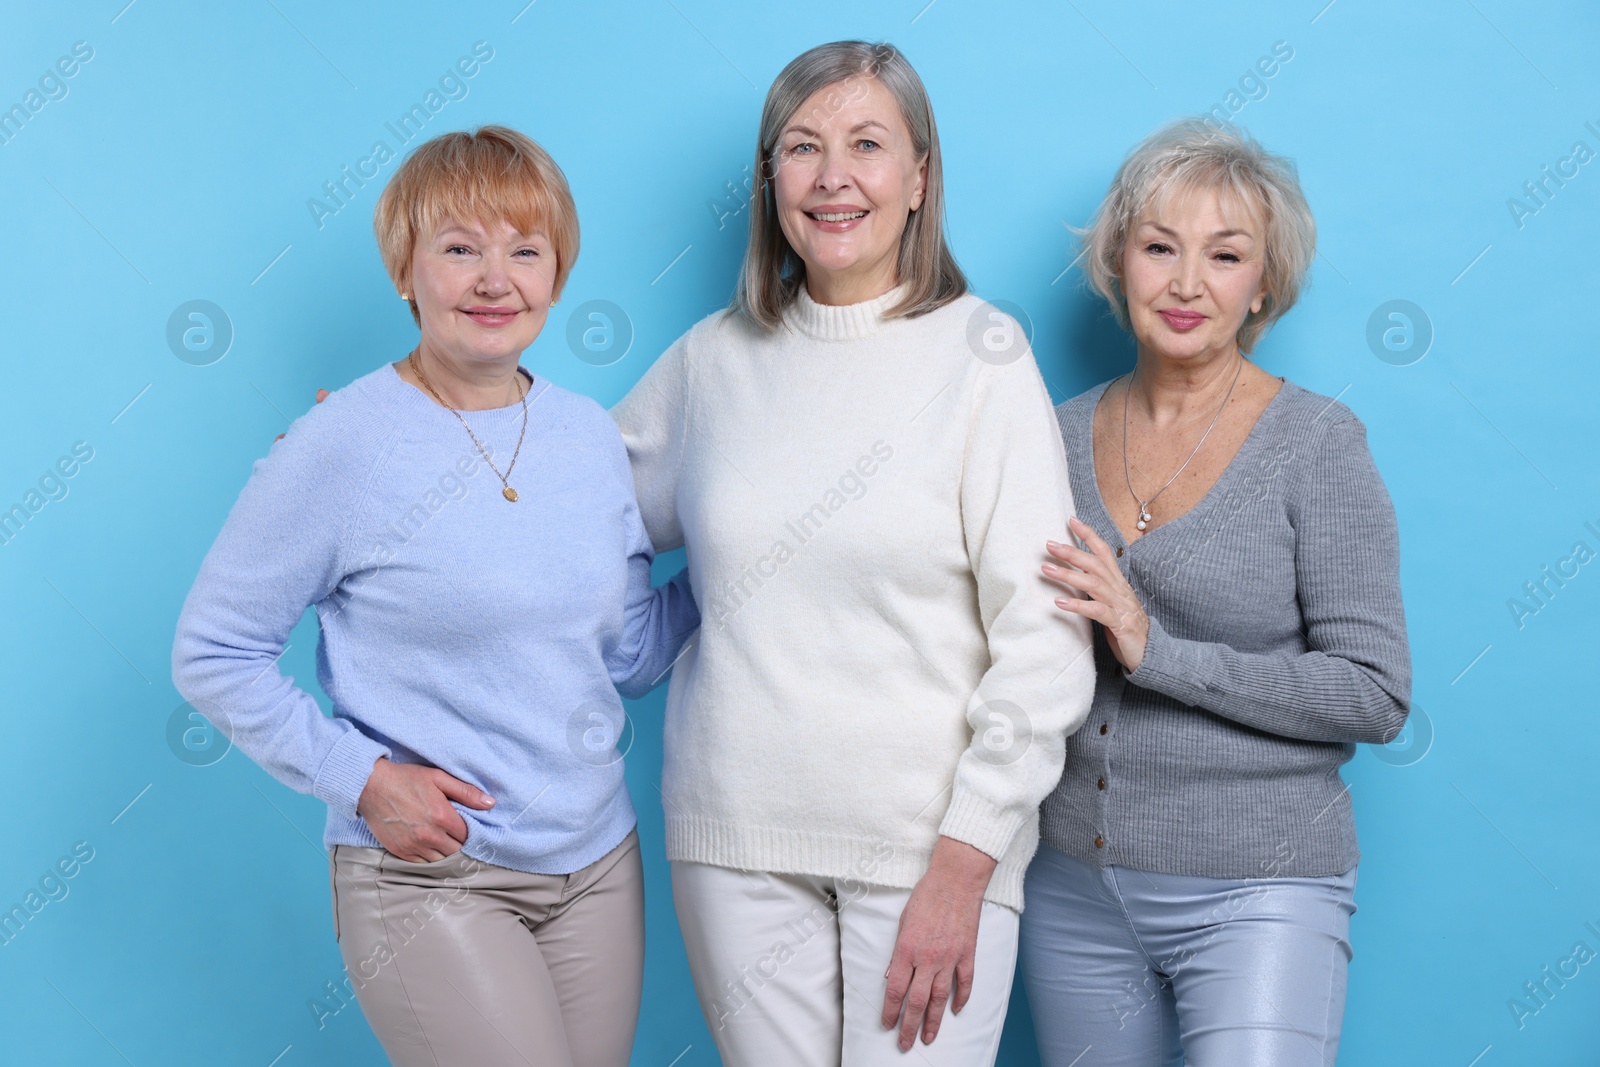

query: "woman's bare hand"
left=880, top=836, right=996, bottom=1050
left=1044, top=516, right=1150, bottom=673
left=355, top=757, right=495, bottom=862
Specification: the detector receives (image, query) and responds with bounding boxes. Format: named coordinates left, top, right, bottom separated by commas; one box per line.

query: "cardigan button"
left=1116, top=546, right=1124, bottom=557
left=1099, top=723, right=1109, bottom=736
left=1094, top=835, right=1105, bottom=849
left=1097, top=777, right=1106, bottom=790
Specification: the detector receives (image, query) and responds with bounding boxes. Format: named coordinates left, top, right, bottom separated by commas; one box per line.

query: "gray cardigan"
left=1038, top=379, right=1411, bottom=879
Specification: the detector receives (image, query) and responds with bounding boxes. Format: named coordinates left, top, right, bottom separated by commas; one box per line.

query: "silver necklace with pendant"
left=1121, top=353, right=1243, bottom=532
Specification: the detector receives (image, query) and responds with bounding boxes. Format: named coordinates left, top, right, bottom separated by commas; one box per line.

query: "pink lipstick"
left=1157, top=309, right=1206, bottom=331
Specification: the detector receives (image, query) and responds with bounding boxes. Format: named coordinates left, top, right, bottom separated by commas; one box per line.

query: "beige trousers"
left=330, top=829, right=644, bottom=1067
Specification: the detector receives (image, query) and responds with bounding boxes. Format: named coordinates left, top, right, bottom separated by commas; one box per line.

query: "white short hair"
left=1078, top=118, right=1316, bottom=353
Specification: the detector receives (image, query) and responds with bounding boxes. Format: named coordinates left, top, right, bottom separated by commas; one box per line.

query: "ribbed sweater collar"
left=377, top=360, right=546, bottom=430
left=786, top=283, right=906, bottom=342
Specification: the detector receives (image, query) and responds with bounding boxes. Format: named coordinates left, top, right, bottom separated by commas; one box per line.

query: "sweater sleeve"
left=171, top=409, right=393, bottom=820
left=938, top=350, right=1098, bottom=862
left=1124, top=414, right=1411, bottom=744
left=604, top=430, right=702, bottom=699
left=611, top=332, right=691, bottom=553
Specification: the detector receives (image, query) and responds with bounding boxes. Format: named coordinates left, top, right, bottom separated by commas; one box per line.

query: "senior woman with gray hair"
left=1022, top=119, right=1411, bottom=1065
left=615, top=40, right=1094, bottom=1065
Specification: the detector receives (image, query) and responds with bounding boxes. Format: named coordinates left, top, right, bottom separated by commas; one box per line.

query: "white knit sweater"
left=612, top=286, right=1096, bottom=909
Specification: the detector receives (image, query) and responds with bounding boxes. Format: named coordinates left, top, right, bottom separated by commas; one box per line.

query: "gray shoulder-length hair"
left=731, top=40, right=967, bottom=330
left=1078, top=118, right=1316, bottom=354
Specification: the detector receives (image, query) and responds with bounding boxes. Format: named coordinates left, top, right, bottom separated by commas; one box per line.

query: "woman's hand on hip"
left=1044, top=516, right=1149, bottom=673
left=881, top=835, right=997, bottom=1051
left=355, top=756, right=495, bottom=863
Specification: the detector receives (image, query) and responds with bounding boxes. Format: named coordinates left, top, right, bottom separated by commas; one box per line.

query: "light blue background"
left=2, top=1, right=1596, bottom=1064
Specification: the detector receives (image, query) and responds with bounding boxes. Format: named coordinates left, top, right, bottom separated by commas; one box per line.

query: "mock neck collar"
left=787, top=283, right=906, bottom=342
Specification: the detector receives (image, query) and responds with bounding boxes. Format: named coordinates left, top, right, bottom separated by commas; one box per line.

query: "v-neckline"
left=1079, top=377, right=1296, bottom=550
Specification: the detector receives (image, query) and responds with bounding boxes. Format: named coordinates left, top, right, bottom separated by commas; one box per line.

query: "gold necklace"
left=408, top=352, right=529, bottom=502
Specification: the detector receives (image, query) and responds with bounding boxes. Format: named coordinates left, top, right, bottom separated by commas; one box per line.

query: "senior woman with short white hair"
left=615, top=40, right=1095, bottom=1065
left=1021, top=118, right=1411, bottom=1065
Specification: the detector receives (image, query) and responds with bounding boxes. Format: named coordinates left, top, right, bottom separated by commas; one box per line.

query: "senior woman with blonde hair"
left=173, top=126, right=698, bottom=1067
left=1021, top=118, right=1411, bottom=1065
left=615, top=40, right=1095, bottom=1065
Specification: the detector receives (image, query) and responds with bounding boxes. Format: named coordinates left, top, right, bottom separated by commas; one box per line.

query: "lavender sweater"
left=173, top=364, right=699, bottom=875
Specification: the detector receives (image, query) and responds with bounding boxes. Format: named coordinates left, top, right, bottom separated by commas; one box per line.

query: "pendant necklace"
left=409, top=352, right=529, bottom=502
left=1122, top=353, right=1243, bottom=531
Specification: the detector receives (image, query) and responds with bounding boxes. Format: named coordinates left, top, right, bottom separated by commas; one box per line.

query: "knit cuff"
left=938, top=788, right=1028, bottom=863
left=311, top=728, right=391, bottom=822
left=1125, top=614, right=1213, bottom=707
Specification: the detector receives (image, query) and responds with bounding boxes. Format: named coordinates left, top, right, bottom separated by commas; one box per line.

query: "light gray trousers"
left=330, top=829, right=644, bottom=1067
left=1020, top=845, right=1357, bottom=1067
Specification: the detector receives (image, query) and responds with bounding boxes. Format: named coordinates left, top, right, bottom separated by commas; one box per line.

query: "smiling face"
left=1120, top=185, right=1269, bottom=365
left=771, top=76, right=928, bottom=305
left=408, top=217, right=555, bottom=372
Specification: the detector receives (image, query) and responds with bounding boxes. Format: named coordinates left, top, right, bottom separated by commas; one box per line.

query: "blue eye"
left=857, top=139, right=881, bottom=151
left=515, top=248, right=540, bottom=258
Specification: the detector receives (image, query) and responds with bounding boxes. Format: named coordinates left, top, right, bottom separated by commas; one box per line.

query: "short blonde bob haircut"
left=732, top=41, right=966, bottom=330
left=1079, top=118, right=1316, bottom=354
left=374, top=125, right=580, bottom=325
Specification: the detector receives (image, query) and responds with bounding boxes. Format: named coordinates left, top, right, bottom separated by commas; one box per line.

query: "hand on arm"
left=880, top=836, right=997, bottom=1050
left=1044, top=416, right=1410, bottom=743
left=1044, top=515, right=1149, bottom=672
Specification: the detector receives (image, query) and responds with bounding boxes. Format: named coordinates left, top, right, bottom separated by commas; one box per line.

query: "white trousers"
left=671, top=861, right=1019, bottom=1067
